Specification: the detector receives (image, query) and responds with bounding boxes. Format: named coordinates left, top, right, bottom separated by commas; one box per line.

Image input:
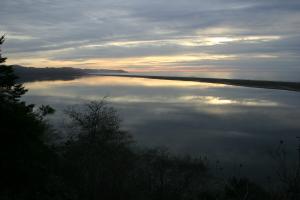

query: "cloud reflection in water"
left=23, top=76, right=300, bottom=179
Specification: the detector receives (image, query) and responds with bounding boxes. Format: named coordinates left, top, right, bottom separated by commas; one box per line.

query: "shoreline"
left=97, top=74, right=300, bottom=92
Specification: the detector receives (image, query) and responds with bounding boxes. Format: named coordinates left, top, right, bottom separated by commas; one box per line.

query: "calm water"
left=23, top=76, right=300, bottom=179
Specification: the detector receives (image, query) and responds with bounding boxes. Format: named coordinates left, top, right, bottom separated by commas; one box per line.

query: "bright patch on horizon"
left=7, top=53, right=237, bottom=69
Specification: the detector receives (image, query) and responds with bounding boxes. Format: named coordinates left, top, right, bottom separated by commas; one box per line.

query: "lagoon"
left=23, top=75, right=300, bottom=180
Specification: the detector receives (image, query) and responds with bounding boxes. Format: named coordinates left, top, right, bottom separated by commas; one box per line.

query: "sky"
left=1, top=0, right=300, bottom=79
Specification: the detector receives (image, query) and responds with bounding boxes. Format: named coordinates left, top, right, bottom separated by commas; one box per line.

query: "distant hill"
left=12, top=65, right=127, bottom=82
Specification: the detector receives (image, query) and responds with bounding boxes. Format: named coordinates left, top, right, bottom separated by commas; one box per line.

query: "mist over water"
left=23, top=76, right=300, bottom=180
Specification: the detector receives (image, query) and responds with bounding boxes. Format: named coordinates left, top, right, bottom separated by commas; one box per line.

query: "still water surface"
left=23, top=76, right=300, bottom=179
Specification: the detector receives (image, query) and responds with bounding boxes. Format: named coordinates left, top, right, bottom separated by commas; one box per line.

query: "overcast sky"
left=1, top=0, right=300, bottom=76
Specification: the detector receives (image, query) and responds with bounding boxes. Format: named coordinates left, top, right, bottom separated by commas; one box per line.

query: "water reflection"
left=25, top=76, right=228, bottom=89
left=180, top=96, right=279, bottom=106
left=23, top=76, right=300, bottom=180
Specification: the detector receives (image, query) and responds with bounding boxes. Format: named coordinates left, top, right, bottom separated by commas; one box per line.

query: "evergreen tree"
left=0, top=35, right=60, bottom=200
left=0, top=36, right=27, bottom=103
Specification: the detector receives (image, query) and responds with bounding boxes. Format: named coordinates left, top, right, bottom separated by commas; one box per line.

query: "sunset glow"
left=1, top=0, right=298, bottom=78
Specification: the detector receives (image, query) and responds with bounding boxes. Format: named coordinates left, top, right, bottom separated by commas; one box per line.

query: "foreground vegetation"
left=1, top=36, right=299, bottom=200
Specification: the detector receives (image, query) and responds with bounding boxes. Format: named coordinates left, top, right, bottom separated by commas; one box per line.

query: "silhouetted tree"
left=62, top=100, right=134, bottom=200
left=131, top=148, right=209, bottom=200
left=0, top=36, right=27, bottom=103
left=0, top=35, right=60, bottom=200
left=224, top=177, right=270, bottom=200
left=269, top=141, right=300, bottom=200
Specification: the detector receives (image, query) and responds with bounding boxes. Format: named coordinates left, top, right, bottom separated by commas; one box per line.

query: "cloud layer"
left=1, top=0, right=300, bottom=79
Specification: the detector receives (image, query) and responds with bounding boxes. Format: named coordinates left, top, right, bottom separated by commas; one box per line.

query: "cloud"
left=1, top=0, right=300, bottom=79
